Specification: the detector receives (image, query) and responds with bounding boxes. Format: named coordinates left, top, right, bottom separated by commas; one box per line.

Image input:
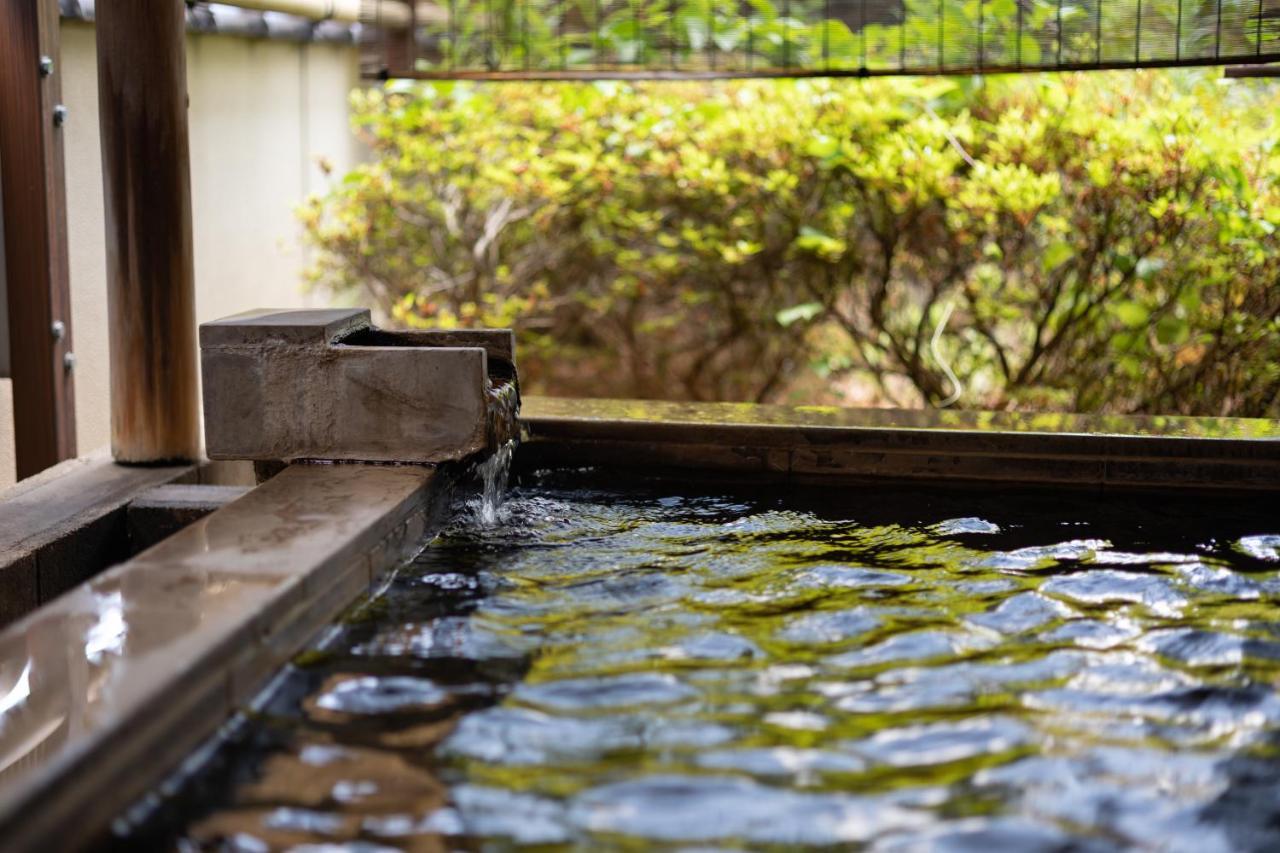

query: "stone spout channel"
left=200, top=308, right=519, bottom=465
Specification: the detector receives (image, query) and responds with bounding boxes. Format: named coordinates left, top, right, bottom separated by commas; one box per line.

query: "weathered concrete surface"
left=519, top=396, right=1280, bottom=493
left=193, top=459, right=258, bottom=487
left=201, top=308, right=518, bottom=465
left=126, top=484, right=252, bottom=552
left=0, top=450, right=197, bottom=625
left=198, top=307, right=370, bottom=346
left=337, top=326, right=517, bottom=376
left=0, top=462, right=451, bottom=852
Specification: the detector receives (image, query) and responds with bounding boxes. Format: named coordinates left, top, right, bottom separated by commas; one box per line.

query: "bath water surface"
left=124, top=472, right=1280, bottom=851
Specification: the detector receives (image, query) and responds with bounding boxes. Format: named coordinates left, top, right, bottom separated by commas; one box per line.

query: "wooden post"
left=0, top=0, right=78, bottom=479
left=381, top=2, right=418, bottom=75
left=96, top=0, right=201, bottom=463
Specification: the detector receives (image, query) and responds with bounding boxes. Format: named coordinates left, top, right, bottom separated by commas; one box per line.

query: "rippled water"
left=126, top=473, right=1280, bottom=851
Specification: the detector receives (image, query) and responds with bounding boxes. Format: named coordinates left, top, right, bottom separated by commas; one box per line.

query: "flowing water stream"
left=474, top=441, right=515, bottom=526
left=122, top=472, right=1280, bottom=851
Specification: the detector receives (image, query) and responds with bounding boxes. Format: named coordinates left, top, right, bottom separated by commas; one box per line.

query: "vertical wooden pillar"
left=96, top=0, right=201, bottom=463
left=0, top=0, right=78, bottom=479
left=377, top=1, right=418, bottom=75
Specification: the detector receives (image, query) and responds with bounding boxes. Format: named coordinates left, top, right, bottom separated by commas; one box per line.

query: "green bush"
left=301, top=72, right=1280, bottom=416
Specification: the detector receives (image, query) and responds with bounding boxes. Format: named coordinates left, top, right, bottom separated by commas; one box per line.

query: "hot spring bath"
left=117, top=470, right=1280, bottom=850
left=3, top=311, right=1277, bottom=850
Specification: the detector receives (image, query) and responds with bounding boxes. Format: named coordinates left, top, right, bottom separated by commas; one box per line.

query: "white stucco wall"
left=0, top=23, right=363, bottom=487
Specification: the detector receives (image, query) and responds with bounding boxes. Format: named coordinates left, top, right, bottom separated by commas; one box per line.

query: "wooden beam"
left=0, top=449, right=198, bottom=626
left=96, top=0, right=201, bottom=463
left=372, top=52, right=1280, bottom=81
left=0, top=0, right=77, bottom=479
left=1224, top=64, right=1280, bottom=77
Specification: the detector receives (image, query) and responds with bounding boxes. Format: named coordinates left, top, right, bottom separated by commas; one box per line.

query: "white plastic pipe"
left=222, top=0, right=447, bottom=27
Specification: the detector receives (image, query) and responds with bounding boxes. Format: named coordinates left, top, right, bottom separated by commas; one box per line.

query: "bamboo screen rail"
left=360, top=0, right=1280, bottom=78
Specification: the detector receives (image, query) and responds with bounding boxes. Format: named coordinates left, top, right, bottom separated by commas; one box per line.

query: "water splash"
left=475, top=441, right=514, bottom=525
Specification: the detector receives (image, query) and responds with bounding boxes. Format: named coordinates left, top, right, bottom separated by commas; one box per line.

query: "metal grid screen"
left=361, top=0, right=1280, bottom=78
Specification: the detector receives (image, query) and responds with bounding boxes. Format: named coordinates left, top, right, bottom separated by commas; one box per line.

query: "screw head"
left=39, top=55, right=53, bottom=77
left=50, top=320, right=65, bottom=339
left=63, top=352, right=76, bottom=371
left=52, top=104, right=68, bottom=127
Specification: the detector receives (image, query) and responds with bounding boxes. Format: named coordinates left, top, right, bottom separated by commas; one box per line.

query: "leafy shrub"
left=301, top=72, right=1280, bottom=416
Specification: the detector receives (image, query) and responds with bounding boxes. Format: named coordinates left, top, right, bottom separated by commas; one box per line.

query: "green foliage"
left=302, top=71, right=1280, bottom=416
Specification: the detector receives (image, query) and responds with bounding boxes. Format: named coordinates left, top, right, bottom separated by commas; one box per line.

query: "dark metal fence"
left=361, top=0, right=1280, bottom=78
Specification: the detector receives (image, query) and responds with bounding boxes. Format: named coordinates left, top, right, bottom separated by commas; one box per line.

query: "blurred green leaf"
left=777, top=302, right=824, bottom=327
left=1041, top=241, right=1073, bottom=273
left=1112, top=301, right=1150, bottom=328
left=1156, top=314, right=1190, bottom=345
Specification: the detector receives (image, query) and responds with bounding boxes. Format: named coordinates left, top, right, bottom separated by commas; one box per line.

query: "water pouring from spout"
left=475, top=440, right=515, bottom=525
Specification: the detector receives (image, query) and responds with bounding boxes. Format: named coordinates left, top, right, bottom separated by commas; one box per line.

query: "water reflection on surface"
left=128, top=474, right=1280, bottom=850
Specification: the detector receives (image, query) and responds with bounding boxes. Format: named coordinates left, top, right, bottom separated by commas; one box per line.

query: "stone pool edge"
left=0, top=462, right=454, bottom=852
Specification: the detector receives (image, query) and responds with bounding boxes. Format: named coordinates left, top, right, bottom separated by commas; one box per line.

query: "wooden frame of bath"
left=0, top=393, right=1276, bottom=849
left=518, top=397, right=1280, bottom=493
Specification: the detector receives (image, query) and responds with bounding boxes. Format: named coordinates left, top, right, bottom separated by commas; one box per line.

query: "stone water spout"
left=200, top=308, right=518, bottom=464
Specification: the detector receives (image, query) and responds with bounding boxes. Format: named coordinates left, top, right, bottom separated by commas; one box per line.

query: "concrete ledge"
left=126, top=485, right=252, bottom=553
left=0, top=450, right=197, bottom=625
left=0, top=463, right=452, bottom=852
left=519, top=397, right=1280, bottom=492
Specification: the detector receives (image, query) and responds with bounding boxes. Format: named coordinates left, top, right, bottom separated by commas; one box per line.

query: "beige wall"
left=0, top=23, right=363, bottom=488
